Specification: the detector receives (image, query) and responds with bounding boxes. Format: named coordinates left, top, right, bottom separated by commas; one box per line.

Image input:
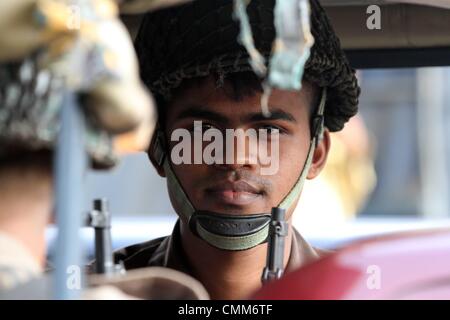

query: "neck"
left=0, top=217, right=48, bottom=269
left=180, top=220, right=293, bottom=300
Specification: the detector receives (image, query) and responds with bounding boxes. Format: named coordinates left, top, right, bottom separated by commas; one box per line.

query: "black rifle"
left=261, top=207, right=288, bottom=284
left=87, top=198, right=124, bottom=275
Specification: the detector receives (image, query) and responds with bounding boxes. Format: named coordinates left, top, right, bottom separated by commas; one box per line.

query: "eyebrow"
left=174, top=105, right=297, bottom=125
left=243, top=108, right=297, bottom=123
left=175, top=105, right=230, bottom=125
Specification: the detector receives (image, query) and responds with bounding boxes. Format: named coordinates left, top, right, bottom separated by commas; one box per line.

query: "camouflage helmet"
left=135, top=0, right=360, bottom=132
left=0, top=56, right=116, bottom=168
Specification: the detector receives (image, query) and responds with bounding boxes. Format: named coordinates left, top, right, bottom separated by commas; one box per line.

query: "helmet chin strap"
left=151, top=89, right=326, bottom=251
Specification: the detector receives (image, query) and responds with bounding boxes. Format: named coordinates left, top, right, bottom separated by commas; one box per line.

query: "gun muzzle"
left=88, top=198, right=115, bottom=275
left=262, top=207, right=288, bottom=284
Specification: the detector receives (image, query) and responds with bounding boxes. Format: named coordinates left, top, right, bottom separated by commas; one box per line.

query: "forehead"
left=165, top=75, right=314, bottom=124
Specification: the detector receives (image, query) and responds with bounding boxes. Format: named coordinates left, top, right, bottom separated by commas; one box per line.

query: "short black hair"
left=0, top=149, right=52, bottom=176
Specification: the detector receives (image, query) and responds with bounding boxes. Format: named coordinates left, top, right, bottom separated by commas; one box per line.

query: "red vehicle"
left=254, top=230, right=450, bottom=299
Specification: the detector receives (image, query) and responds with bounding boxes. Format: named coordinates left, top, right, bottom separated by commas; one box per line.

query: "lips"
left=206, top=181, right=262, bottom=206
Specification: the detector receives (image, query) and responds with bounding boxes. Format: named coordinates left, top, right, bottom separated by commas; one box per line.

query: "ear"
left=307, top=129, right=331, bottom=179
left=148, top=131, right=167, bottom=178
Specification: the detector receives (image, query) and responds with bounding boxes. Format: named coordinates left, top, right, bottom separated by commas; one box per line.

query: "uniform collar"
left=0, top=231, right=42, bottom=290
left=154, top=220, right=324, bottom=276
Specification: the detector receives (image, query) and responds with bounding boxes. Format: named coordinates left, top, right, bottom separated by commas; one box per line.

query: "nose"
left=214, top=130, right=259, bottom=171
left=215, top=160, right=256, bottom=171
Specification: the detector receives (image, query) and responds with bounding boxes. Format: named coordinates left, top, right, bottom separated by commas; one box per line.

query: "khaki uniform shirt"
left=0, top=232, right=42, bottom=291
left=114, top=220, right=328, bottom=277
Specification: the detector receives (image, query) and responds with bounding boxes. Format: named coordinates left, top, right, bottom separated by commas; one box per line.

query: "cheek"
left=170, top=163, right=209, bottom=204
left=271, top=137, right=309, bottom=202
left=172, top=163, right=199, bottom=186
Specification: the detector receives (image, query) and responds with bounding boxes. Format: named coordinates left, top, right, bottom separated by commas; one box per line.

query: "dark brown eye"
left=190, top=122, right=216, bottom=132
left=259, top=125, right=282, bottom=135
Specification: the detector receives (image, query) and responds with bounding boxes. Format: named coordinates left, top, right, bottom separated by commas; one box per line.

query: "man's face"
left=158, top=75, right=329, bottom=219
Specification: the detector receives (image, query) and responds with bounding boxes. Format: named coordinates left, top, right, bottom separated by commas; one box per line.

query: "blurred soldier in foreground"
left=0, top=0, right=207, bottom=300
